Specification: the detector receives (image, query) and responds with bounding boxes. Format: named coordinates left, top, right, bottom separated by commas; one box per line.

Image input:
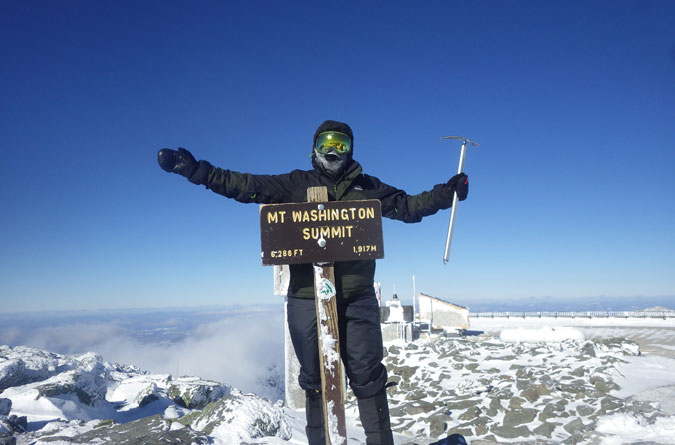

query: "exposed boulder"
left=503, top=408, right=537, bottom=427
left=32, top=415, right=208, bottom=444
left=584, top=337, right=641, bottom=357
left=5, top=416, right=26, bottom=433
left=178, top=390, right=291, bottom=442
left=167, top=376, right=230, bottom=409
left=35, top=353, right=108, bottom=406
left=134, top=382, right=160, bottom=408
left=0, top=399, right=10, bottom=417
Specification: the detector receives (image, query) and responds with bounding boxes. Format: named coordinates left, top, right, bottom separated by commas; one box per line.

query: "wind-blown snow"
left=499, top=326, right=585, bottom=343
left=595, top=412, right=675, bottom=445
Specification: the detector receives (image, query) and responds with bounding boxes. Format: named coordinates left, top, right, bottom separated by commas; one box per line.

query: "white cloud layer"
left=0, top=309, right=286, bottom=401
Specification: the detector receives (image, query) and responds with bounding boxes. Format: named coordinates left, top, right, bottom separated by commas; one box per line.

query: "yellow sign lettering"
left=267, top=210, right=286, bottom=224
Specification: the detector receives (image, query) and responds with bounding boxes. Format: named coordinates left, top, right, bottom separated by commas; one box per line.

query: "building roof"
left=418, top=293, right=468, bottom=311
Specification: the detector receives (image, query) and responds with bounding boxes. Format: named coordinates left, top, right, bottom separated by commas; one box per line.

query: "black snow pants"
left=287, top=293, right=388, bottom=397
left=287, top=293, right=393, bottom=445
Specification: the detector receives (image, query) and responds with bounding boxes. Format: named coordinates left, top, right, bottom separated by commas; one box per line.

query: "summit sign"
left=260, top=199, right=384, bottom=265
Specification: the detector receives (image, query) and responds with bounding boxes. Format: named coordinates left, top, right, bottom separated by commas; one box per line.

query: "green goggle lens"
left=315, top=131, right=352, bottom=154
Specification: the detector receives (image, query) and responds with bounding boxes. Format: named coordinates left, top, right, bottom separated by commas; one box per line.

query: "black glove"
left=448, top=172, right=469, bottom=201
left=157, top=147, right=198, bottom=178
left=433, top=173, right=469, bottom=209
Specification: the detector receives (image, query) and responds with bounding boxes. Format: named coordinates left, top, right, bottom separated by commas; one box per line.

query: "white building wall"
left=418, top=293, right=470, bottom=331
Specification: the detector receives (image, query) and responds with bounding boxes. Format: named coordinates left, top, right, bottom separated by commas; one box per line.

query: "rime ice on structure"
left=313, top=266, right=340, bottom=374
left=320, top=320, right=339, bottom=374
left=325, top=400, right=344, bottom=445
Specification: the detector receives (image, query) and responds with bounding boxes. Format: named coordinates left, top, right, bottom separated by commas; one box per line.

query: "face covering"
left=313, top=148, right=351, bottom=179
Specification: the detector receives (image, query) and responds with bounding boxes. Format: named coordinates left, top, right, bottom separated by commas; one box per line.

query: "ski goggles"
left=315, top=131, right=352, bottom=154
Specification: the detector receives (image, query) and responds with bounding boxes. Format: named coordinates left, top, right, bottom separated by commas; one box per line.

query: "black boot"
left=357, top=390, right=394, bottom=445
left=305, top=390, right=325, bottom=445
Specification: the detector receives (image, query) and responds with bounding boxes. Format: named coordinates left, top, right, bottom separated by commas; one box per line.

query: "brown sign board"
left=260, top=199, right=384, bottom=265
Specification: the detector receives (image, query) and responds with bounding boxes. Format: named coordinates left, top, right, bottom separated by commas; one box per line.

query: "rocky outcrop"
left=0, top=397, right=23, bottom=445
left=32, top=415, right=209, bottom=444
left=0, top=345, right=288, bottom=444
left=2, top=334, right=669, bottom=444
left=167, top=376, right=230, bottom=409
left=376, top=336, right=654, bottom=443
left=0, top=345, right=69, bottom=392
left=178, top=389, right=291, bottom=442
left=0, top=410, right=25, bottom=445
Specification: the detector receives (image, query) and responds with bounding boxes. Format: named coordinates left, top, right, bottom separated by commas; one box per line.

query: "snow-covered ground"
left=2, top=314, right=675, bottom=444
left=472, top=315, right=675, bottom=359
left=466, top=316, right=675, bottom=444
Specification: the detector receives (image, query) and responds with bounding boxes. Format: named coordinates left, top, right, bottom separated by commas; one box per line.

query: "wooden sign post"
left=259, top=188, right=384, bottom=445
left=308, top=186, right=346, bottom=445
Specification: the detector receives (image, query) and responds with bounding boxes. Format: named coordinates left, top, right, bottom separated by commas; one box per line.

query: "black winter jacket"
left=188, top=159, right=454, bottom=299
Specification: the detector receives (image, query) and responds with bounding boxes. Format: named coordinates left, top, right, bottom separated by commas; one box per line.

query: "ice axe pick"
left=441, top=136, right=478, bottom=264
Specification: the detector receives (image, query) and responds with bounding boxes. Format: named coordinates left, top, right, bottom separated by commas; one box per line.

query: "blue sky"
left=1, top=0, right=674, bottom=312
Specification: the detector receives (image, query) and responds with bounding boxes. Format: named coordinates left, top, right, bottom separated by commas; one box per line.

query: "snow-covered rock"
left=162, top=404, right=190, bottom=420
left=378, top=336, right=661, bottom=443
left=582, top=336, right=641, bottom=357
left=27, top=415, right=209, bottom=444
left=0, top=345, right=232, bottom=424
left=594, top=412, right=675, bottom=444
left=167, top=376, right=231, bottom=409
left=0, top=345, right=251, bottom=443
left=0, top=346, right=70, bottom=392
left=3, top=327, right=674, bottom=444
left=34, top=352, right=108, bottom=406
left=179, top=389, right=292, bottom=443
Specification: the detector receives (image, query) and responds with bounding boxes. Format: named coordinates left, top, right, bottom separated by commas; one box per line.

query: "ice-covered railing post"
left=259, top=186, right=385, bottom=445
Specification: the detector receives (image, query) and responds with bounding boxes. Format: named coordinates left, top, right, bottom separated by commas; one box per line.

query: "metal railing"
left=470, top=311, right=675, bottom=319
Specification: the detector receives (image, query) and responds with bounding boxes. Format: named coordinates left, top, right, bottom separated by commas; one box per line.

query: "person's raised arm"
left=376, top=173, right=468, bottom=223
left=157, top=147, right=298, bottom=204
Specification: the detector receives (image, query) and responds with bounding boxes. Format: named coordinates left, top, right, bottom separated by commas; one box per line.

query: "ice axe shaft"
left=441, top=136, right=478, bottom=264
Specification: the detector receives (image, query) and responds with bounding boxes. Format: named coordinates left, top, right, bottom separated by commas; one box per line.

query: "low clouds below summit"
left=0, top=306, right=285, bottom=400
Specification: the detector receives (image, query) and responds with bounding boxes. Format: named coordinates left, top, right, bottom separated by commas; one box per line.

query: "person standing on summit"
left=157, top=120, right=469, bottom=445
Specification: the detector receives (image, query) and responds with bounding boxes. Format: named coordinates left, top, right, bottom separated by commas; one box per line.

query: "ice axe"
left=441, top=136, right=478, bottom=264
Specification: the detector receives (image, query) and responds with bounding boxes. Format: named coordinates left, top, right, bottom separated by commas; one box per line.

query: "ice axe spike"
left=441, top=136, right=478, bottom=264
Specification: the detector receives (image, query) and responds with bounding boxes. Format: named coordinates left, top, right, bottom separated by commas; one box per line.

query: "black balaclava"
left=311, top=120, right=354, bottom=180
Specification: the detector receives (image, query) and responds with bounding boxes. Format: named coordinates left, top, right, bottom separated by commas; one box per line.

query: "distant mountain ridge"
left=464, top=296, right=674, bottom=313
